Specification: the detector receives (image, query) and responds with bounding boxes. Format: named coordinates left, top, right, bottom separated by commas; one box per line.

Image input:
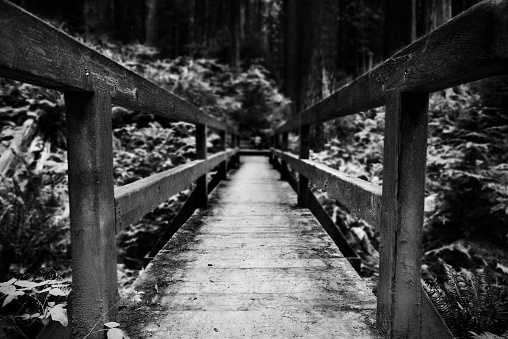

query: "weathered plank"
left=275, top=0, right=508, bottom=133
left=377, top=91, right=429, bottom=338
left=272, top=149, right=381, bottom=228
left=114, top=149, right=237, bottom=231
left=0, top=0, right=236, bottom=134
left=64, top=90, right=117, bottom=339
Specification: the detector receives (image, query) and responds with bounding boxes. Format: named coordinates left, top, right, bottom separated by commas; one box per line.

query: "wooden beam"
left=114, top=150, right=236, bottom=231
left=377, top=91, right=429, bottom=338
left=65, top=90, right=117, bottom=339
left=196, top=124, right=208, bottom=208
left=298, top=125, right=310, bottom=207
left=0, top=0, right=235, bottom=133
left=272, top=150, right=381, bottom=228
left=275, top=0, right=508, bottom=134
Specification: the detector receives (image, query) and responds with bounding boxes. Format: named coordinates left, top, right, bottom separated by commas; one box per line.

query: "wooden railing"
left=0, top=1, right=239, bottom=338
left=270, top=1, right=508, bottom=338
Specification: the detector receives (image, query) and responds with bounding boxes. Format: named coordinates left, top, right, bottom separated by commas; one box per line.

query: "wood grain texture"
left=274, top=0, right=508, bottom=134
left=272, top=150, right=381, bottom=228
left=114, top=150, right=237, bottom=231
left=377, top=91, right=429, bottom=338
left=64, top=90, right=117, bottom=339
left=118, top=156, right=380, bottom=338
left=0, top=1, right=236, bottom=133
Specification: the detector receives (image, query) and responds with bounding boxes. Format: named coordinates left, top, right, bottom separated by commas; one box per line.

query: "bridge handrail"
left=271, top=1, right=508, bottom=338
left=0, top=1, right=239, bottom=338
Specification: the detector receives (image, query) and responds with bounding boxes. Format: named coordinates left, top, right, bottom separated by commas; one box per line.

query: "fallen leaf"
left=107, top=328, right=124, bottom=339
left=50, top=304, right=68, bottom=326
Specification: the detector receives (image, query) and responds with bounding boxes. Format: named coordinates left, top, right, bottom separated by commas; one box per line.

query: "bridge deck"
left=118, top=156, right=379, bottom=338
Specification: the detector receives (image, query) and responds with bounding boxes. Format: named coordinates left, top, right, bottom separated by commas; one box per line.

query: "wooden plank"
left=275, top=0, right=508, bottom=133
left=298, top=125, right=310, bottom=207
left=377, top=91, right=429, bottom=338
left=196, top=124, right=208, bottom=208
left=272, top=150, right=381, bottom=228
left=114, top=150, right=236, bottom=231
left=0, top=1, right=236, bottom=133
left=64, top=90, right=117, bottom=339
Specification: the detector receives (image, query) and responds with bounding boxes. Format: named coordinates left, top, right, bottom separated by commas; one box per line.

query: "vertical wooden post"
left=65, top=90, right=117, bottom=339
left=220, top=130, right=227, bottom=180
left=377, top=90, right=429, bottom=338
left=298, top=125, right=310, bottom=207
left=280, top=132, right=289, bottom=180
left=196, top=124, right=208, bottom=208
left=272, top=134, right=279, bottom=169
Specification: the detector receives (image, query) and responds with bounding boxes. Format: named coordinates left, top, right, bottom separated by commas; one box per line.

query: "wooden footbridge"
left=0, top=1, right=507, bottom=338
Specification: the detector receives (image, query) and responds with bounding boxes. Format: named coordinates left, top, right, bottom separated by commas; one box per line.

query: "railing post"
left=272, top=134, right=278, bottom=169
left=64, top=89, right=117, bottom=339
left=219, top=130, right=227, bottom=180
left=196, top=124, right=208, bottom=208
left=280, top=132, right=289, bottom=180
left=298, top=125, right=310, bottom=207
left=377, top=90, right=429, bottom=338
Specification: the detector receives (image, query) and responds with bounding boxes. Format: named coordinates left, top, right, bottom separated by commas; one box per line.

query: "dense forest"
left=0, top=0, right=507, bottom=338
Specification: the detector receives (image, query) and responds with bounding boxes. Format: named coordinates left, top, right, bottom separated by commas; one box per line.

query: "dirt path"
left=118, top=156, right=380, bottom=338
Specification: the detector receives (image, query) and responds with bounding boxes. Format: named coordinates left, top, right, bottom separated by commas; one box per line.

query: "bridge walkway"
left=118, top=156, right=379, bottom=338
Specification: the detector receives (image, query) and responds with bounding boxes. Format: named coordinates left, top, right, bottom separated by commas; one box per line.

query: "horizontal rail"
left=114, top=149, right=237, bottom=231
left=275, top=0, right=508, bottom=133
left=0, top=0, right=236, bottom=134
left=272, top=149, right=381, bottom=228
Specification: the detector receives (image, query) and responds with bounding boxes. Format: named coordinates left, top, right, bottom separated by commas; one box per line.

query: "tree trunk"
left=145, top=0, right=158, bottom=46
left=229, top=0, right=241, bottom=67
left=83, top=0, right=111, bottom=36
left=383, top=0, right=416, bottom=59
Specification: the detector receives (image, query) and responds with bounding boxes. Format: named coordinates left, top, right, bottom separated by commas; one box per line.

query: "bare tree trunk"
left=84, top=0, right=111, bottom=36
left=229, top=0, right=241, bottom=67
left=383, top=0, right=416, bottom=59
left=145, top=0, right=159, bottom=46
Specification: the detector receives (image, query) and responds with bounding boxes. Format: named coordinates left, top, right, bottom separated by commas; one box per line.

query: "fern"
left=424, top=262, right=508, bottom=338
